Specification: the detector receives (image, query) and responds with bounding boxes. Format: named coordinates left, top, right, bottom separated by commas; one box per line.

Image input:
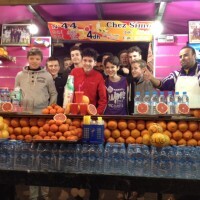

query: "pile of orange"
left=191, top=109, right=200, bottom=118
left=104, top=119, right=200, bottom=146
left=5, top=117, right=83, bottom=142
left=42, top=104, right=65, bottom=114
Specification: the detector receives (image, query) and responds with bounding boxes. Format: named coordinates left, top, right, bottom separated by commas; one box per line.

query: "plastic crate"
left=82, top=124, right=104, bottom=144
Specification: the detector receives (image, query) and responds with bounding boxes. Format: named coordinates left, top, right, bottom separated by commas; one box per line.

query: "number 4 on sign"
left=61, top=23, right=77, bottom=29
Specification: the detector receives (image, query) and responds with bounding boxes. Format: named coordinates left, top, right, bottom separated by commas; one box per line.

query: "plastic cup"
left=79, top=103, right=88, bottom=115
left=70, top=103, right=79, bottom=115
left=21, top=98, right=34, bottom=113
left=75, top=91, right=84, bottom=103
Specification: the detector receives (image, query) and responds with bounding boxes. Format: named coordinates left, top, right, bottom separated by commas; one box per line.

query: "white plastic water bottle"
left=159, top=91, right=166, bottom=103
left=167, top=91, right=175, bottom=114
left=182, top=91, right=189, bottom=106
left=143, top=91, right=151, bottom=114
left=150, top=91, right=159, bottom=114
left=174, top=92, right=182, bottom=114
left=134, top=91, right=142, bottom=114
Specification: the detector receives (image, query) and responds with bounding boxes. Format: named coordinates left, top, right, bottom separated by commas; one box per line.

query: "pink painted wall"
left=154, top=34, right=188, bottom=79
left=0, top=37, right=51, bottom=90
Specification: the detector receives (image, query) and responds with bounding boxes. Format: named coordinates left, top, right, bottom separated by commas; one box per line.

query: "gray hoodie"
left=15, top=66, right=57, bottom=114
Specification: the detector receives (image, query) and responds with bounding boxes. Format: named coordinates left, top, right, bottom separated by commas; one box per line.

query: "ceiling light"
left=28, top=24, right=39, bottom=35
left=151, top=21, right=164, bottom=36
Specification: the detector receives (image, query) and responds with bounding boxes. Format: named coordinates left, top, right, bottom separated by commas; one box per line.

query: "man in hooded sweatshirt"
left=15, top=47, right=57, bottom=114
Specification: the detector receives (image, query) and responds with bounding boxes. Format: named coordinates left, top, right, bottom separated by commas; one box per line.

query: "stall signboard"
left=48, top=21, right=153, bottom=42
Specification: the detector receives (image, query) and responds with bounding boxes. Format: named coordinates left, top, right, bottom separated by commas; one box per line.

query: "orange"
left=141, top=129, right=149, bottom=137
left=125, top=136, right=135, bottom=144
left=3, top=118, right=11, bottom=126
left=30, top=126, right=39, bottom=136
left=24, top=135, right=32, bottom=142
left=19, top=118, right=30, bottom=127
left=69, top=125, right=76, bottom=130
left=87, top=104, right=97, bottom=115
left=37, top=118, right=46, bottom=127
left=136, top=120, right=145, bottom=131
left=167, top=121, right=178, bottom=132
left=187, top=139, right=197, bottom=146
left=66, top=135, right=78, bottom=141
left=72, top=119, right=81, bottom=128
left=63, top=131, right=72, bottom=138
left=163, top=130, right=172, bottom=138
left=51, top=135, right=58, bottom=140
left=34, top=135, right=43, bottom=140
left=47, top=131, right=54, bottom=137
left=16, top=135, right=24, bottom=140
left=42, top=108, right=49, bottom=114
left=13, top=127, right=22, bottom=135
left=7, top=126, right=14, bottom=135
left=145, top=121, right=155, bottom=130
left=111, top=129, right=120, bottom=139
left=104, top=121, right=107, bottom=128
left=82, top=95, right=90, bottom=104
left=130, top=129, right=140, bottom=139
left=127, top=120, right=137, bottom=130
left=10, top=134, right=16, bottom=140
left=183, top=130, right=193, bottom=141
left=57, top=107, right=65, bottom=113
left=120, top=129, right=130, bottom=139
left=177, top=138, right=187, bottom=146
left=43, top=124, right=50, bottom=132
left=193, top=109, right=200, bottom=118
left=178, top=121, right=188, bottom=132
left=39, top=131, right=47, bottom=138
left=50, top=124, right=59, bottom=132
left=29, top=118, right=38, bottom=126
left=55, top=132, right=63, bottom=138
left=21, top=127, right=30, bottom=135
left=59, top=136, right=66, bottom=140
left=142, top=134, right=151, bottom=145
left=66, top=118, right=72, bottom=125
left=148, top=123, right=163, bottom=135
left=107, top=120, right=118, bottom=130
left=157, top=120, right=167, bottom=131
left=172, top=130, right=183, bottom=141
left=193, top=131, right=200, bottom=141
left=188, top=121, right=198, bottom=132
left=10, top=118, right=20, bottom=128
left=55, top=120, right=63, bottom=126
left=135, top=136, right=143, bottom=144
left=116, top=137, right=125, bottom=143
left=117, top=120, right=127, bottom=131
left=59, top=124, right=69, bottom=133
left=104, top=128, right=111, bottom=139
left=49, top=109, right=57, bottom=114
left=48, top=119, right=56, bottom=125
left=170, top=139, right=177, bottom=146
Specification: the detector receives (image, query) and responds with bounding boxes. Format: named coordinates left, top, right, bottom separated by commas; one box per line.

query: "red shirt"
left=70, top=68, right=107, bottom=114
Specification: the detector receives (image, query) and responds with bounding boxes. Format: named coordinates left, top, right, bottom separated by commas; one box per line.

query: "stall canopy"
left=0, top=0, right=199, bottom=37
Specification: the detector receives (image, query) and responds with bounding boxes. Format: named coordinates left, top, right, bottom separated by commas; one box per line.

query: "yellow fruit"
left=1, top=130, right=9, bottom=138
left=142, top=134, right=151, bottom=145
left=0, top=121, right=4, bottom=130
left=148, top=123, right=163, bottom=135
left=150, top=133, right=167, bottom=147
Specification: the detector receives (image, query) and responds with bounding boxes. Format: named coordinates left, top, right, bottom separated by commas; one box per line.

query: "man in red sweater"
left=70, top=48, right=107, bottom=114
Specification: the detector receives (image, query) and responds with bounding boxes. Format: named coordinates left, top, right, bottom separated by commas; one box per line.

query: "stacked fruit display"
left=104, top=119, right=200, bottom=146
left=5, top=115, right=82, bottom=142
left=0, top=116, right=9, bottom=139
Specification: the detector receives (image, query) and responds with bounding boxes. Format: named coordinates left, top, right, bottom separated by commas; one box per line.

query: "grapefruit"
left=137, top=103, right=149, bottom=114
left=156, top=102, right=168, bottom=114
left=178, top=103, right=190, bottom=114
left=82, top=95, right=90, bottom=104
left=2, top=102, right=13, bottom=112
left=87, top=104, right=97, bottom=115
left=53, top=113, right=67, bottom=123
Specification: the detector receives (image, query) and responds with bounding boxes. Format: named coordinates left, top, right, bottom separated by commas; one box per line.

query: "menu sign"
left=48, top=21, right=153, bottom=42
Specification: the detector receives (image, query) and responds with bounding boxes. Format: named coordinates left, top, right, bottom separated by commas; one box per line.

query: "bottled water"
left=158, top=91, right=166, bottom=103
left=175, top=146, right=185, bottom=178
left=30, top=143, right=38, bottom=170
left=150, top=91, right=159, bottom=114
left=196, top=147, right=200, bottom=179
left=63, top=75, right=74, bottom=108
left=37, top=143, right=52, bottom=171
left=151, top=146, right=160, bottom=177
left=142, top=145, right=151, bottom=177
left=182, top=91, right=189, bottom=106
left=79, top=144, right=90, bottom=173
left=6, top=141, right=15, bottom=170
left=117, top=143, right=126, bottom=174
left=127, top=144, right=135, bottom=175
left=174, top=92, right=182, bottom=114
left=134, top=91, right=142, bottom=114
left=95, top=144, right=104, bottom=174
left=51, top=143, right=59, bottom=171
left=167, top=91, right=175, bottom=114
left=104, top=143, right=113, bottom=174
left=75, top=144, right=81, bottom=172
left=143, top=91, right=151, bottom=114
left=0, top=141, right=8, bottom=169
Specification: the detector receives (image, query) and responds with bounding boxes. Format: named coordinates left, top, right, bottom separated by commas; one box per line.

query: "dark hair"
left=104, top=56, right=119, bottom=67
left=118, top=49, right=128, bottom=58
left=70, top=45, right=82, bottom=54
left=27, top=47, right=43, bottom=60
left=46, top=56, right=60, bottom=66
left=181, top=46, right=196, bottom=55
left=131, top=59, right=147, bottom=69
left=64, top=56, right=71, bottom=62
left=127, top=46, right=142, bottom=55
left=102, top=52, right=113, bottom=58
left=82, top=48, right=98, bottom=61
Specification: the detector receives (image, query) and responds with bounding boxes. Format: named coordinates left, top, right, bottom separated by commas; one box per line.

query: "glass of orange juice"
left=75, top=91, right=84, bottom=103
left=70, top=103, right=79, bottom=115
left=79, top=103, right=88, bottom=115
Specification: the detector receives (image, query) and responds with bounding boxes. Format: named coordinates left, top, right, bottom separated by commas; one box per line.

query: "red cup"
left=70, top=103, right=79, bottom=115
left=75, top=91, right=84, bottom=103
left=79, top=103, right=88, bottom=115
